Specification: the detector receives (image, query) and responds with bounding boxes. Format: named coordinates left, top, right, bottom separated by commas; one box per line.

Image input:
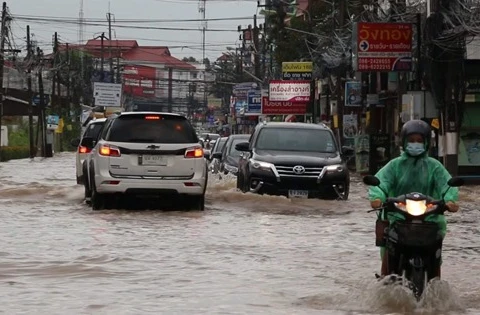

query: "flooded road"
left=0, top=152, right=479, bottom=314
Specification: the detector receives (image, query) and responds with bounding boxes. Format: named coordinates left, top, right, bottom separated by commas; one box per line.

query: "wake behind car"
left=71, top=118, right=107, bottom=184
left=235, top=122, right=353, bottom=200
left=84, top=112, right=207, bottom=210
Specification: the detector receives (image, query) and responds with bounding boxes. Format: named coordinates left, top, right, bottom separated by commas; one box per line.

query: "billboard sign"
left=93, top=82, right=123, bottom=107
left=353, top=22, right=413, bottom=72
left=246, top=90, right=262, bottom=115
left=123, top=65, right=156, bottom=98
left=261, top=97, right=307, bottom=115
left=282, top=61, right=313, bottom=80
left=268, top=80, right=311, bottom=103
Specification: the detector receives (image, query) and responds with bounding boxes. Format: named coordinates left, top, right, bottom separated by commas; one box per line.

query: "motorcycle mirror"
left=447, top=177, right=464, bottom=187
left=363, top=175, right=380, bottom=186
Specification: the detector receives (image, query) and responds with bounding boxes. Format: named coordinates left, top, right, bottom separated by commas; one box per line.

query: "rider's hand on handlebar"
left=370, top=199, right=383, bottom=209
left=446, top=201, right=459, bottom=213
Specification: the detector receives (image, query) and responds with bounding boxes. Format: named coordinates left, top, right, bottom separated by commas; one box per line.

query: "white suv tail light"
left=99, top=144, right=121, bottom=157
left=185, top=147, right=203, bottom=159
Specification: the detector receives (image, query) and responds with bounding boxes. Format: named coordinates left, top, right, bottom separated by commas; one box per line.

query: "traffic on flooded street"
left=0, top=152, right=479, bottom=315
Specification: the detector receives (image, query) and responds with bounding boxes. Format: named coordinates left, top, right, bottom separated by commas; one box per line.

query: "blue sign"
left=247, top=90, right=262, bottom=114
left=32, top=94, right=50, bottom=107
left=46, top=115, right=59, bottom=126
left=235, top=99, right=247, bottom=114
left=344, top=81, right=362, bottom=107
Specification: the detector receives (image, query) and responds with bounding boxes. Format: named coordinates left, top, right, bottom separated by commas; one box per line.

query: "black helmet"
left=400, top=119, right=431, bottom=149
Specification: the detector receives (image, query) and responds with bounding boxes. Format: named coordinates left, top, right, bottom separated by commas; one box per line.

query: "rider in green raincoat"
left=368, top=120, right=459, bottom=278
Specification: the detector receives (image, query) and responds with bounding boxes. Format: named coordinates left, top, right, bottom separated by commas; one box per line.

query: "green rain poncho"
left=369, top=152, right=459, bottom=257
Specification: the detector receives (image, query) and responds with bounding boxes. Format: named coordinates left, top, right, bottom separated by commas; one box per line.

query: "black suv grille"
left=275, top=165, right=323, bottom=178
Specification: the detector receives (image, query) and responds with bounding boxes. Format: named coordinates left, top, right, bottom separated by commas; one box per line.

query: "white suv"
left=85, top=112, right=207, bottom=210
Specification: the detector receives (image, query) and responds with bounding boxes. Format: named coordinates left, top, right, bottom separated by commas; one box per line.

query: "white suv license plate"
left=288, top=190, right=309, bottom=198
left=142, top=155, right=167, bottom=166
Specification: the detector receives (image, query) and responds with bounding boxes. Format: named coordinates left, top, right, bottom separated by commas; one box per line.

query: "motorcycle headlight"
left=395, top=200, right=427, bottom=216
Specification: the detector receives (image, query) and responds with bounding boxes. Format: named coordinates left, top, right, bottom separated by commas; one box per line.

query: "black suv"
left=235, top=122, right=353, bottom=200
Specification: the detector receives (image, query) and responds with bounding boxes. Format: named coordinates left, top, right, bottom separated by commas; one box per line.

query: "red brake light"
left=99, top=145, right=121, bottom=157
left=78, top=146, right=91, bottom=154
left=145, top=115, right=161, bottom=120
left=185, top=147, right=204, bottom=158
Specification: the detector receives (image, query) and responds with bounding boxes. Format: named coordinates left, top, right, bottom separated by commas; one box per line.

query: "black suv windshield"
left=256, top=128, right=337, bottom=152
left=107, top=114, right=198, bottom=143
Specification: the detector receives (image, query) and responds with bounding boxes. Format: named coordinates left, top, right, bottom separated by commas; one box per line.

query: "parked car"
left=208, top=136, right=228, bottom=173
left=235, top=122, right=353, bottom=200
left=70, top=118, right=107, bottom=184
left=213, top=134, right=250, bottom=176
left=83, top=112, right=207, bottom=210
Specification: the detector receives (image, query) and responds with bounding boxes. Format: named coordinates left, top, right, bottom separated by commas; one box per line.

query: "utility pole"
left=199, top=0, right=207, bottom=119
left=167, top=68, right=173, bottom=112
left=101, top=32, right=105, bottom=82
left=27, top=25, right=35, bottom=159
left=335, top=0, right=347, bottom=145
left=51, top=33, right=56, bottom=111
left=415, top=12, right=422, bottom=91
left=107, top=12, right=114, bottom=83
left=66, top=43, right=71, bottom=113
left=0, top=2, right=7, bottom=156
left=37, top=47, right=46, bottom=158
left=253, top=14, right=260, bottom=80
left=116, top=47, right=121, bottom=83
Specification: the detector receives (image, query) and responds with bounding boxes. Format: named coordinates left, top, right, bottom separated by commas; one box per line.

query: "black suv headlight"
left=250, top=159, right=274, bottom=171
left=325, top=164, right=344, bottom=173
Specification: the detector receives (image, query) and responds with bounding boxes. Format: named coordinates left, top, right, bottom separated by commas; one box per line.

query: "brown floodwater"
left=0, top=152, right=479, bottom=314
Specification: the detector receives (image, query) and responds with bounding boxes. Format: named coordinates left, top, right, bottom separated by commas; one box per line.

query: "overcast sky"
left=9, top=0, right=262, bottom=61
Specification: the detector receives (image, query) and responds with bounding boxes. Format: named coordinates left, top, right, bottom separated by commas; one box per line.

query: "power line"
left=12, top=14, right=256, bottom=24
left=10, top=17, right=238, bottom=32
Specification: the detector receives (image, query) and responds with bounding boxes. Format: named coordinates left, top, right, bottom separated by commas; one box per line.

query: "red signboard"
left=261, top=97, right=307, bottom=115
left=355, top=22, right=412, bottom=72
left=123, top=65, right=156, bottom=97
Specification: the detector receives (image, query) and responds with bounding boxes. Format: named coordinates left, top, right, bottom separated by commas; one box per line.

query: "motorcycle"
left=362, top=175, right=464, bottom=300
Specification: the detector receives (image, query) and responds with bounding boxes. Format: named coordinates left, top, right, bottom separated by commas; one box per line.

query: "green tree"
left=54, top=50, right=95, bottom=106
left=209, top=54, right=248, bottom=107
left=265, top=1, right=334, bottom=76
left=182, top=56, right=197, bottom=62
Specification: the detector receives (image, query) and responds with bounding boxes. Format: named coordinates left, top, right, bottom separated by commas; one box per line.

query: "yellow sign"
left=55, top=118, right=64, bottom=134
left=282, top=62, right=313, bottom=73
left=431, top=118, right=440, bottom=129
left=333, top=114, right=338, bottom=128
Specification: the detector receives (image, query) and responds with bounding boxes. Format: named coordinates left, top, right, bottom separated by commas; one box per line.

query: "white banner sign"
left=93, top=82, right=123, bottom=107
left=268, top=80, right=311, bottom=103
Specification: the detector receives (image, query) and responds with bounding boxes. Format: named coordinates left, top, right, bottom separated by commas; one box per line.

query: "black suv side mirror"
left=70, top=138, right=80, bottom=147
left=81, top=137, right=95, bottom=149
left=212, top=152, right=223, bottom=160
left=235, top=142, right=250, bottom=152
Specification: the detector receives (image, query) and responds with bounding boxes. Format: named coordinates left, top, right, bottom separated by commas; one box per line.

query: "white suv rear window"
left=106, top=114, right=198, bottom=144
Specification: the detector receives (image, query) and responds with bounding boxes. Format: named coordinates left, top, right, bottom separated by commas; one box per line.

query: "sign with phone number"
left=358, top=57, right=411, bottom=71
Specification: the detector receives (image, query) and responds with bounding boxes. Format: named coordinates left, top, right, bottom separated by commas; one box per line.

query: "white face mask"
left=406, top=142, right=425, bottom=156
